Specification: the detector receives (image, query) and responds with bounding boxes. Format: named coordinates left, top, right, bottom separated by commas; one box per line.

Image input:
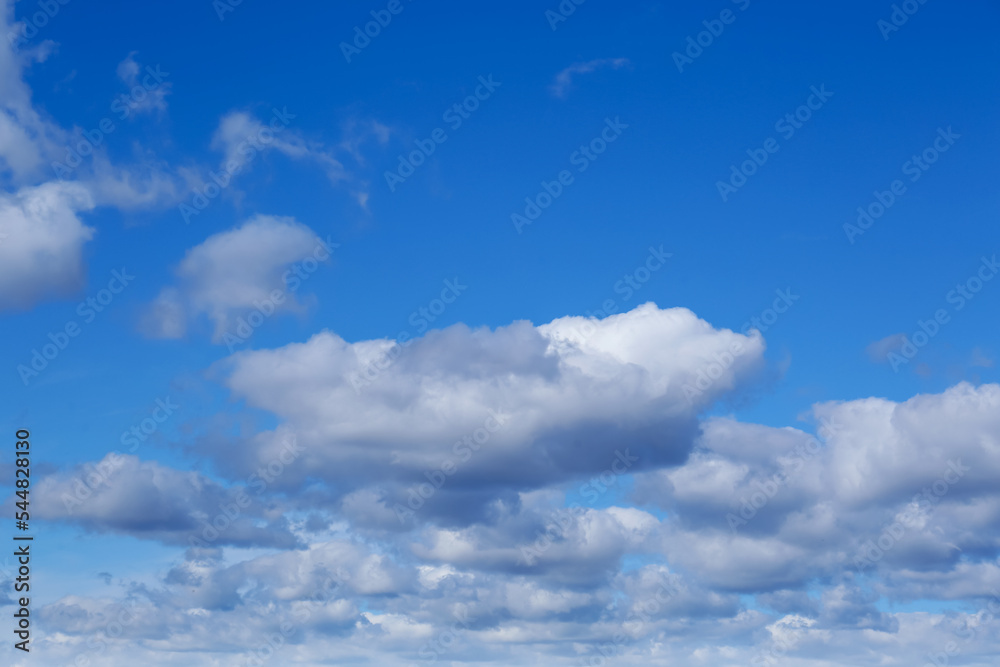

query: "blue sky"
left=1, top=0, right=1000, bottom=665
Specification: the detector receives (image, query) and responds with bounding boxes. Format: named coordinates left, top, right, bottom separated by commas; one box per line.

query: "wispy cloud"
left=866, top=332, right=906, bottom=362
left=115, top=52, right=171, bottom=116
left=549, top=57, right=630, bottom=99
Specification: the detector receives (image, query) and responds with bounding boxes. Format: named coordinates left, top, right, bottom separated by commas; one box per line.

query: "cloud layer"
left=21, top=302, right=1000, bottom=665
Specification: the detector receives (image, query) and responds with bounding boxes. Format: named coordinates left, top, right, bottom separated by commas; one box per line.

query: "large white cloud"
left=635, top=382, right=1000, bottom=595
left=208, top=303, right=767, bottom=516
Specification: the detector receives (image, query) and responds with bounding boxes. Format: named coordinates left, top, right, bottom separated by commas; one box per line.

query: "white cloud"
left=141, top=215, right=334, bottom=341
left=210, top=303, right=766, bottom=510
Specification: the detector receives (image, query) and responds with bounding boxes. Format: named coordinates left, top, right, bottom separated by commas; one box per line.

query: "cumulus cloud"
left=636, top=383, right=1000, bottom=594
left=412, top=504, right=662, bottom=585
left=27, top=522, right=1000, bottom=667
left=549, top=58, right=630, bottom=99
left=205, top=304, right=766, bottom=519
left=0, top=181, right=95, bottom=310
left=33, top=453, right=300, bottom=549
left=20, top=289, right=1000, bottom=665
left=141, top=215, right=335, bottom=342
